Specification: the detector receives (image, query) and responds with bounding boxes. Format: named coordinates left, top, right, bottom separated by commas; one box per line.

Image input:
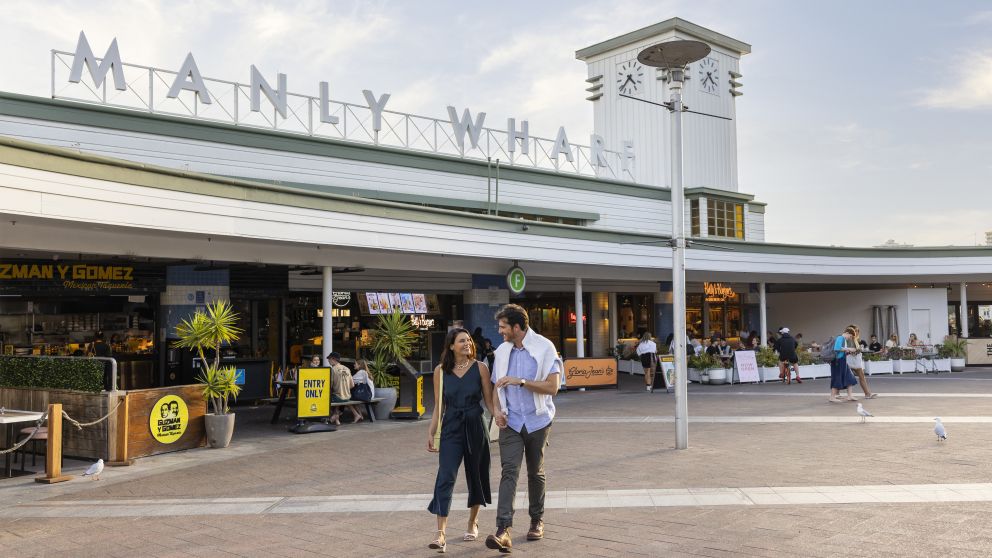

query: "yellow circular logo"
left=149, top=395, right=189, bottom=444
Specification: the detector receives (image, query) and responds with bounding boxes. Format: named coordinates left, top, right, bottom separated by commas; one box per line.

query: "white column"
left=322, top=266, right=333, bottom=365
left=575, top=277, right=585, bottom=358
left=608, top=292, right=618, bottom=349
left=960, top=282, right=969, bottom=338
left=669, top=73, right=689, bottom=451
left=759, top=282, right=767, bottom=346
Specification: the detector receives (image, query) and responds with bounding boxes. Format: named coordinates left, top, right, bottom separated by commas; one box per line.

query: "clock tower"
left=576, top=18, right=750, bottom=190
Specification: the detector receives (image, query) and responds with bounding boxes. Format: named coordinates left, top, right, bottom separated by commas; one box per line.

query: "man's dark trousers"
left=496, top=423, right=551, bottom=528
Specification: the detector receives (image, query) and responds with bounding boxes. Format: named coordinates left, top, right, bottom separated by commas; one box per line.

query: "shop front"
left=0, top=259, right=164, bottom=390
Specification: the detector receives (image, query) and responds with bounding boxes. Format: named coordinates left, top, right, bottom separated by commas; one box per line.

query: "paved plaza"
left=4, top=370, right=992, bottom=557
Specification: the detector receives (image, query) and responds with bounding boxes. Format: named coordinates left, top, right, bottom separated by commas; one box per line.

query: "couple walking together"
left=427, top=304, right=560, bottom=553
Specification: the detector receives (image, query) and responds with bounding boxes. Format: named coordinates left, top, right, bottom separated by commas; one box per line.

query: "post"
left=669, top=68, right=690, bottom=450
left=960, top=282, right=969, bottom=338
left=322, top=266, right=333, bottom=365
left=759, top=282, right=768, bottom=346
left=608, top=292, right=619, bottom=349
left=575, top=277, right=585, bottom=358
left=36, top=403, right=72, bottom=484
left=108, top=393, right=132, bottom=466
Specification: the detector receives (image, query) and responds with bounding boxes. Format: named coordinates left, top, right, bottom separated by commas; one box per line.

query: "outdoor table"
left=0, top=410, right=44, bottom=478
left=269, top=381, right=297, bottom=424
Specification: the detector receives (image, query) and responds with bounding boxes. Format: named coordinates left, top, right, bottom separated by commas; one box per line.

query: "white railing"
left=50, top=50, right=635, bottom=182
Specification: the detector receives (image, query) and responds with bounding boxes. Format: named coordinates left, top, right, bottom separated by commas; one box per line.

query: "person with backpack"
left=776, top=328, right=801, bottom=384
left=824, top=330, right=859, bottom=403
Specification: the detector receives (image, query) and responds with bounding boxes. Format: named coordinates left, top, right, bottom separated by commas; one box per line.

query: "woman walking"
left=427, top=328, right=495, bottom=552
left=846, top=325, right=876, bottom=399
left=829, top=328, right=860, bottom=403
left=636, top=332, right=658, bottom=392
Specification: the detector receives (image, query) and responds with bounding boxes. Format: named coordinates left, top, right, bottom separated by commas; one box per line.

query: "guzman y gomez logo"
left=149, top=395, right=189, bottom=444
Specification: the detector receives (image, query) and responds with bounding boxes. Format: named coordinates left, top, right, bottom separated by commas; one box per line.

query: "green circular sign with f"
left=507, top=266, right=526, bottom=295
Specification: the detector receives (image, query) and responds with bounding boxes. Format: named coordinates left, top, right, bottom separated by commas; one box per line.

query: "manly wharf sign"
left=52, top=32, right=637, bottom=181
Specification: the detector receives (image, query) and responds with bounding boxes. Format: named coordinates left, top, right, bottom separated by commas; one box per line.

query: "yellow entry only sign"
left=297, top=367, right=330, bottom=418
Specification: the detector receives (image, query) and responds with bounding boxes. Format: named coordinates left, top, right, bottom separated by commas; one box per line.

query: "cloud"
left=917, top=52, right=992, bottom=110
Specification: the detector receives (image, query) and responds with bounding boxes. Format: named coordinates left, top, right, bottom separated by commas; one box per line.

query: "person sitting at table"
left=868, top=335, right=882, bottom=353
left=350, top=359, right=376, bottom=420
left=884, top=334, right=899, bottom=352
left=328, top=352, right=362, bottom=425
left=907, top=333, right=923, bottom=347
left=716, top=338, right=734, bottom=364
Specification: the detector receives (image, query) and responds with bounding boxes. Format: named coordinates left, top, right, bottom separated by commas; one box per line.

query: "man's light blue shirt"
left=494, top=345, right=559, bottom=434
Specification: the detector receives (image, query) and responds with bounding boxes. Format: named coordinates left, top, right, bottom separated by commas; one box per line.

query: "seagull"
left=934, top=418, right=948, bottom=442
left=82, top=459, right=104, bottom=481
left=856, top=403, right=873, bottom=423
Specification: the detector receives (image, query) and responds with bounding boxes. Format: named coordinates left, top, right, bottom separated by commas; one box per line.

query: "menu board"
left=360, top=292, right=438, bottom=315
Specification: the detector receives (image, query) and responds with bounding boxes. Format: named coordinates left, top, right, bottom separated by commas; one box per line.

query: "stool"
left=17, top=426, right=48, bottom=471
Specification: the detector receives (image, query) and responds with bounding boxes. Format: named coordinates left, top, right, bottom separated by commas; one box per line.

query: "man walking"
left=486, top=304, right=561, bottom=553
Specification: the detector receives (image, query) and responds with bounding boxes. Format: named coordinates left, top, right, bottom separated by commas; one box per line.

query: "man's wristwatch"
left=519, top=378, right=527, bottom=388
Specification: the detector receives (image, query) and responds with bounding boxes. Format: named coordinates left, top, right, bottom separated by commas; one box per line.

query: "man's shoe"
left=485, top=527, right=512, bottom=553
left=526, top=519, right=544, bottom=540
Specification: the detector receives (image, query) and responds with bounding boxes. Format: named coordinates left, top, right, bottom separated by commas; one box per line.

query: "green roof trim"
left=684, top=187, right=755, bottom=202
left=0, top=92, right=669, bottom=202
left=0, top=135, right=662, bottom=246
left=225, top=175, right=601, bottom=222
left=575, top=18, right=752, bottom=60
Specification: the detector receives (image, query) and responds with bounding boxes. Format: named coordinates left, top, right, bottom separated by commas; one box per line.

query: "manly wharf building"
left=2, top=17, right=992, bottom=389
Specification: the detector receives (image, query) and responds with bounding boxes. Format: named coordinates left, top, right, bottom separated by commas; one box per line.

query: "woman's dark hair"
left=494, top=303, right=528, bottom=331
left=440, top=328, right=475, bottom=375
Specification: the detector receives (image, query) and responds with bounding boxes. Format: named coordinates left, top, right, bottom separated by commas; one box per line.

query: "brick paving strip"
left=5, top=482, right=992, bottom=518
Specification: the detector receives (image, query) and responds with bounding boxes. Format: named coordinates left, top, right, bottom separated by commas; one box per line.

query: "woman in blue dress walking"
left=427, top=328, right=495, bottom=552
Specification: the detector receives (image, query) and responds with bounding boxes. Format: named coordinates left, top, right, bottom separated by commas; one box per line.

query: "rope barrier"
left=61, top=398, right=124, bottom=430
left=0, top=410, right=50, bottom=456
left=0, top=397, right=122, bottom=455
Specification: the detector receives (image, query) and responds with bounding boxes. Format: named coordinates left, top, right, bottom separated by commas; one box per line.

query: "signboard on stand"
left=563, top=358, right=617, bottom=389
left=658, top=355, right=675, bottom=392
left=733, top=350, right=760, bottom=383
left=297, top=368, right=331, bottom=418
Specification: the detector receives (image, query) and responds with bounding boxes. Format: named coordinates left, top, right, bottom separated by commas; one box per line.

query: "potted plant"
left=943, top=338, right=967, bottom=371
left=893, top=348, right=916, bottom=374
left=864, top=351, right=892, bottom=375
left=689, top=353, right=722, bottom=384
left=174, top=300, right=243, bottom=449
left=368, top=310, right=418, bottom=420
left=755, top=346, right=781, bottom=383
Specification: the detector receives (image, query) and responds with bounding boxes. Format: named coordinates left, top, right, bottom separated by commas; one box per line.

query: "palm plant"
left=942, top=338, right=967, bottom=358
left=174, top=300, right=243, bottom=415
left=369, top=310, right=418, bottom=387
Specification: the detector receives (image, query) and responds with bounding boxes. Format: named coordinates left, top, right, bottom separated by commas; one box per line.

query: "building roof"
left=575, top=17, right=752, bottom=61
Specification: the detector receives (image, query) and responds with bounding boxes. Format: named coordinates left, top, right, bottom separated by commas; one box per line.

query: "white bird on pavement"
left=934, top=418, right=948, bottom=442
left=82, top=458, right=104, bottom=481
left=856, top=403, right=873, bottom=423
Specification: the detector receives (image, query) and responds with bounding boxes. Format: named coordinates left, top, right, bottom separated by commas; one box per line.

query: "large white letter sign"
left=318, top=82, right=339, bottom=124
left=551, top=126, right=574, bottom=162
left=68, top=31, right=126, bottom=91
left=362, top=90, right=391, bottom=132
left=507, top=118, right=529, bottom=155
left=622, top=140, right=635, bottom=171
left=167, top=53, right=212, bottom=104
left=590, top=134, right=608, bottom=168
left=250, top=65, right=287, bottom=118
left=447, top=107, right=487, bottom=151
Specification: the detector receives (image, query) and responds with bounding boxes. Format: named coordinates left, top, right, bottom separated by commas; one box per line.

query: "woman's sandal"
left=463, top=521, right=480, bottom=541
left=429, top=530, right=447, bottom=553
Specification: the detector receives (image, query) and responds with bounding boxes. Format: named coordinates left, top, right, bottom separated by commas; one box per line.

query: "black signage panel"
left=0, top=260, right=166, bottom=295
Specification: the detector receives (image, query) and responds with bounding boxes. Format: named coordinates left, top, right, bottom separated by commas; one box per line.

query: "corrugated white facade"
left=581, top=33, right=745, bottom=191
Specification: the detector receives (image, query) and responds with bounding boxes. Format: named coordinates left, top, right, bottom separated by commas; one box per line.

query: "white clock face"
left=697, top=57, right=719, bottom=95
left=616, top=60, right=644, bottom=95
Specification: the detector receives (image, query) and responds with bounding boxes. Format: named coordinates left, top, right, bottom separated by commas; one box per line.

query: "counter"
left=965, top=338, right=992, bottom=366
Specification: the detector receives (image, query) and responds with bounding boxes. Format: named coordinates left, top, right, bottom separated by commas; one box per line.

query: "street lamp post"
left=638, top=40, right=711, bottom=450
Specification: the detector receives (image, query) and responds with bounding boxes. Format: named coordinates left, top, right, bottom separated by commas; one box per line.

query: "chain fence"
left=0, top=397, right=123, bottom=456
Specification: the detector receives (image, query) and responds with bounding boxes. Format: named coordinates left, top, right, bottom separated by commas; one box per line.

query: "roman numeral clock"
left=616, top=59, right=644, bottom=95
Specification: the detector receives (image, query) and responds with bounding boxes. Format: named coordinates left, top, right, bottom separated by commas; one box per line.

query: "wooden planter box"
left=865, top=360, right=893, bottom=375
left=759, top=366, right=781, bottom=383
left=893, top=359, right=916, bottom=373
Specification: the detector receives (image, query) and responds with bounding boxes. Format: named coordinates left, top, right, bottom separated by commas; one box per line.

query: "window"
left=706, top=199, right=745, bottom=239
left=689, top=199, right=700, bottom=236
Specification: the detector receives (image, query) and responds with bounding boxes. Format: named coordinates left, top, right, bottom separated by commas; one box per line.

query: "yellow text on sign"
left=149, top=394, right=189, bottom=444
left=297, top=368, right=330, bottom=418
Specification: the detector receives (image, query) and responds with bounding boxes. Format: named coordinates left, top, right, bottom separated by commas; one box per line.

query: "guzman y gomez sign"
left=0, top=260, right=164, bottom=294
left=55, top=32, right=637, bottom=179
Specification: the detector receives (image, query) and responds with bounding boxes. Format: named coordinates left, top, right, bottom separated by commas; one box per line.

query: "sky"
left=1, top=0, right=991, bottom=248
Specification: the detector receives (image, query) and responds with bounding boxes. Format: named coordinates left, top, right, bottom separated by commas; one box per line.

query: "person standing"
left=427, top=328, right=495, bottom=552
left=846, top=325, right=876, bottom=399
left=776, top=328, right=801, bottom=384
left=486, top=304, right=562, bottom=553
left=636, top=332, right=658, bottom=392
left=829, top=331, right=859, bottom=403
